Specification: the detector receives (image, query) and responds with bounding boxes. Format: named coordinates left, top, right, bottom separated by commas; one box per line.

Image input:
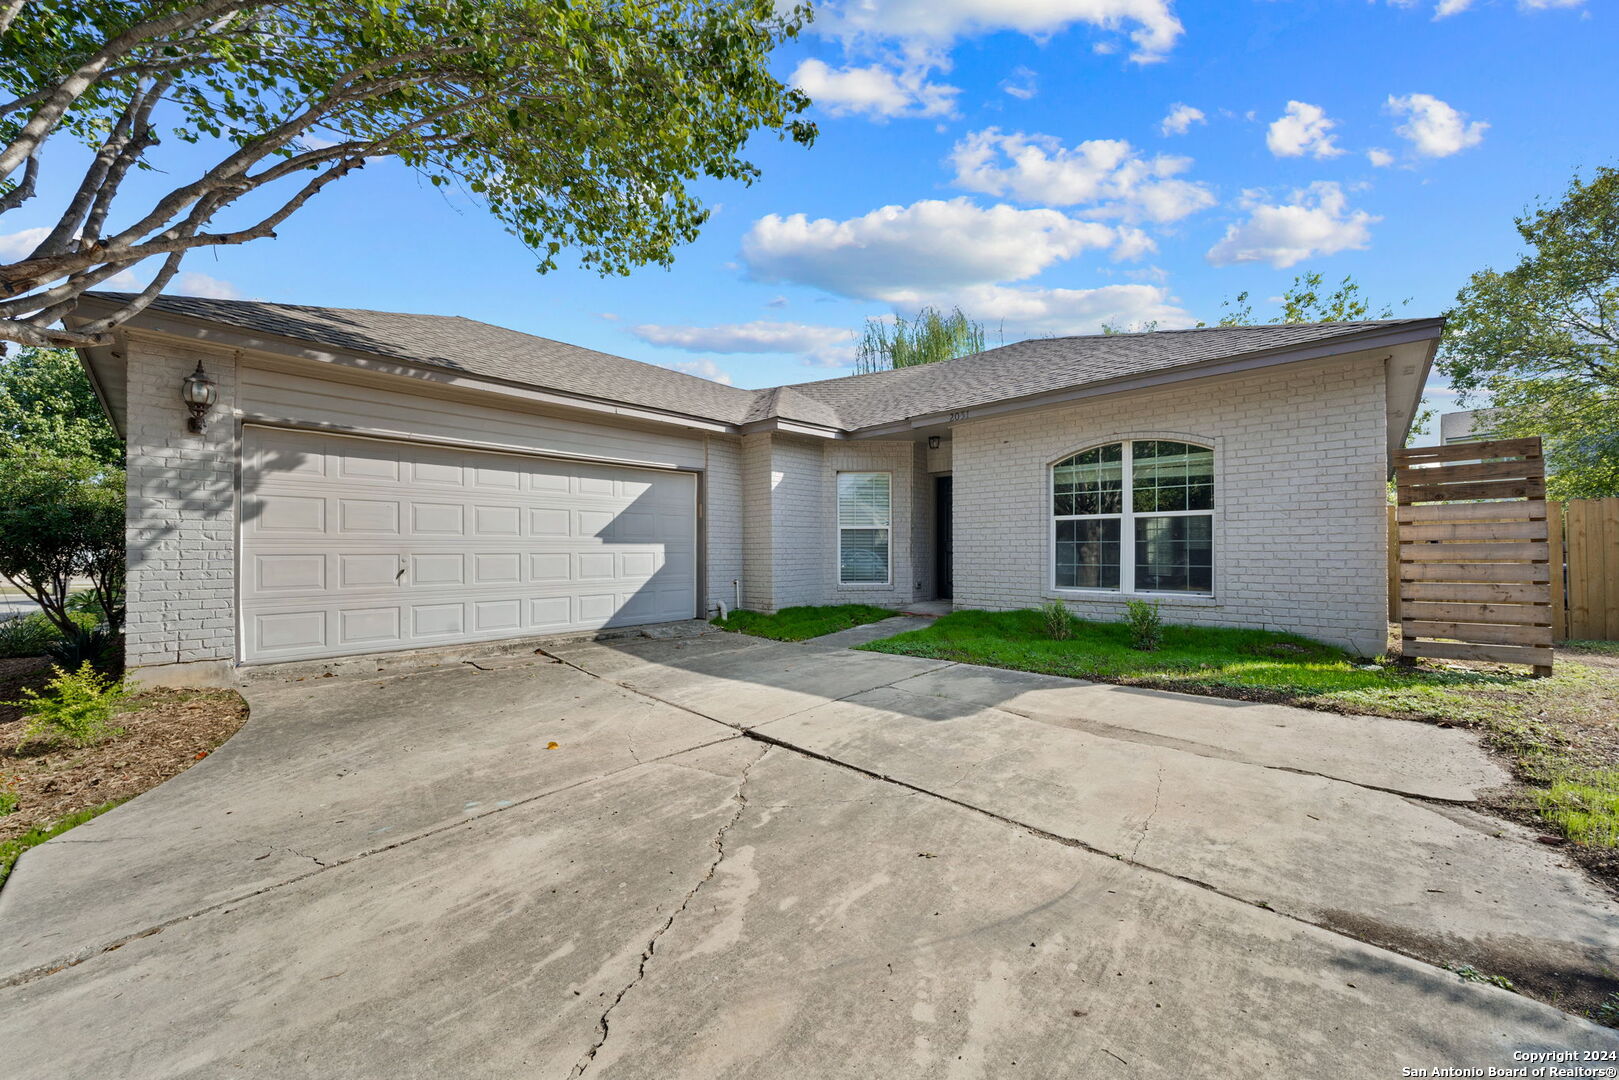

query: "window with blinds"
left=837, top=472, right=891, bottom=585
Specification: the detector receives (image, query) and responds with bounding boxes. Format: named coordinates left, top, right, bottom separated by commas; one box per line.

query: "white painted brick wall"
left=740, top=432, right=774, bottom=610
left=123, top=338, right=239, bottom=668
left=952, top=356, right=1390, bottom=655
left=703, top=434, right=744, bottom=614
left=820, top=439, right=919, bottom=608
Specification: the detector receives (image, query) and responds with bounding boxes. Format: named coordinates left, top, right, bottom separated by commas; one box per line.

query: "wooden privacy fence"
left=1389, top=497, right=1619, bottom=641
left=1392, top=437, right=1553, bottom=675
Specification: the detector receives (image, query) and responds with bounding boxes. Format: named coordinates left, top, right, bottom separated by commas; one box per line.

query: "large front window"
left=1052, top=440, right=1213, bottom=594
left=838, top=472, right=891, bottom=584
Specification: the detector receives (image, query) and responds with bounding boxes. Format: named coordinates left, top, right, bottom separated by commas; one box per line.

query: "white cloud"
left=0, top=227, right=48, bottom=261
left=1386, top=93, right=1487, bottom=157
left=631, top=320, right=856, bottom=367
left=1206, top=182, right=1379, bottom=268
left=651, top=358, right=735, bottom=385
left=1265, top=101, right=1346, bottom=159
left=171, top=271, right=243, bottom=299
left=949, top=128, right=1216, bottom=224
left=1366, top=147, right=1396, bottom=167
left=1160, top=103, right=1206, bottom=136
left=743, top=198, right=1123, bottom=301
left=1432, top=0, right=1583, bottom=15
left=790, top=57, right=958, bottom=119
left=901, top=282, right=1194, bottom=338
left=1000, top=65, right=1038, bottom=100
left=809, top=0, right=1184, bottom=63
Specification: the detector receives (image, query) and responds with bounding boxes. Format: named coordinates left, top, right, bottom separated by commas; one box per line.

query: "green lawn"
left=711, top=604, right=898, bottom=642
left=858, top=609, right=1619, bottom=853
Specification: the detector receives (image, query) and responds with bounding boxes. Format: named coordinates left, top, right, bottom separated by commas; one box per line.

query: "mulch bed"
left=1, top=661, right=248, bottom=844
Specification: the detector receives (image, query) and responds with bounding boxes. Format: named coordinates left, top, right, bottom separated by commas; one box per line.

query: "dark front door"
left=935, top=474, right=953, bottom=600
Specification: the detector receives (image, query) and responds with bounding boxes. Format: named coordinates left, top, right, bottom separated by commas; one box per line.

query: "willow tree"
left=0, top=0, right=815, bottom=348
left=854, top=306, right=985, bottom=375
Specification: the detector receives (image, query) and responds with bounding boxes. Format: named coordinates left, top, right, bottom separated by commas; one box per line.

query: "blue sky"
left=5, top=0, right=1614, bottom=429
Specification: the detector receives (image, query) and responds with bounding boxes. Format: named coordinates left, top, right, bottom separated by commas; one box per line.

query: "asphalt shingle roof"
left=92, top=292, right=761, bottom=426
left=782, top=320, right=1438, bottom=430
left=93, top=294, right=1437, bottom=433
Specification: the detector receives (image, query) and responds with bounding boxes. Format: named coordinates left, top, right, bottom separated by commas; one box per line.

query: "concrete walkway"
left=1, top=630, right=1615, bottom=1077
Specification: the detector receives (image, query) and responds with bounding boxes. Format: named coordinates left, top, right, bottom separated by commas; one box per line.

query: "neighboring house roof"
left=84, top=293, right=1440, bottom=436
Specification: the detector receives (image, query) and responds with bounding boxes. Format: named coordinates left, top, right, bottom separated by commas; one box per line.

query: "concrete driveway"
left=2, top=626, right=1616, bottom=1078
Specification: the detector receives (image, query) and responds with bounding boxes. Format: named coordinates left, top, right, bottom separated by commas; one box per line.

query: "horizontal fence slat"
left=1399, top=541, right=1549, bottom=561
left=1395, top=459, right=1545, bottom=486
left=1394, top=437, right=1544, bottom=464
left=1401, top=620, right=1555, bottom=646
left=1406, top=640, right=1555, bottom=665
left=1401, top=478, right=1546, bottom=503
left=1397, top=501, right=1547, bottom=524
left=1401, top=562, right=1550, bottom=583
left=1400, top=601, right=1553, bottom=626
left=1400, top=582, right=1552, bottom=604
left=1397, top=520, right=1549, bottom=542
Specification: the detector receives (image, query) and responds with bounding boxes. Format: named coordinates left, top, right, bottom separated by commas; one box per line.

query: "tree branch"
left=0, top=0, right=253, bottom=182
left=0, top=150, right=37, bottom=214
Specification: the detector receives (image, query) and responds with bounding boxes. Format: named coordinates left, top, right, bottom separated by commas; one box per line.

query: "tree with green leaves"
left=0, top=0, right=814, bottom=349
left=1215, top=272, right=1405, bottom=326
left=0, top=451, right=125, bottom=637
left=0, top=347, right=122, bottom=466
left=855, top=306, right=986, bottom=375
left=1440, top=166, right=1619, bottom=498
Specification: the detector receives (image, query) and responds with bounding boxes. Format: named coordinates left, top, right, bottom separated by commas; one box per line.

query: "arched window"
left=1052, top=440, right=1213, bottom=595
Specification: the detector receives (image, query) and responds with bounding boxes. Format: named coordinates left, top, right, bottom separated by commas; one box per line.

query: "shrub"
left=46, top=624, right=120, bottom=674
left=0, top=782, right=17, bottom=817
left=0, top=610, right=99, bottom=659
left=1040, top=600, right=1073, bottom=640
left=5, top=662, right=128, bottom=749
left=1125, top=599, right=1163, bottom=652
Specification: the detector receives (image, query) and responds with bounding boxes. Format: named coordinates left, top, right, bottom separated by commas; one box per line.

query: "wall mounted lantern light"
left=181, top=362, right=217, bottom=434
left=927, top=435, right=941, bottom=450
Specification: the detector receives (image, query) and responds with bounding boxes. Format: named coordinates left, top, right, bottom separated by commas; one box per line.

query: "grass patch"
left=858, top=608, right=1619, bottom=854
left=0, top=799, right=125, bottom=889
left=1537, top=774, right=1619, bottom=847
left=1565, top=640, right=1619, bottom=657
left=712, top=604, right=898, bottom=642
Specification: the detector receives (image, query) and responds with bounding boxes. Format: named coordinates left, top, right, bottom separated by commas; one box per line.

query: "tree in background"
left=1211, top=272, right=1428, bottom=442
left=0, top=0, right=814, bottom=349
left=855, top=307, right=986, bottom=375
left=0, top=347, right=122, bottom=466
left=0, top=452, right=125, bottom=638
left=1215, top=272, right=1406, bottom=327
left=1440, top=166, right=1619, bottom=498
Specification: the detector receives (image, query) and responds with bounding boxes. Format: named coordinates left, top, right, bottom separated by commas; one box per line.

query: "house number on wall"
left=948, top=410, right=970, bottom=423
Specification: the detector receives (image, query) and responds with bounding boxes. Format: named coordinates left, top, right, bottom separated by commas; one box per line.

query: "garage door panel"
left=241, top=429, right=697, bottom=662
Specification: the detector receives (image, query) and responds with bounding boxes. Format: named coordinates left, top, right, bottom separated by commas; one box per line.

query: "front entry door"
left=935, top=474, right=953, bottom=600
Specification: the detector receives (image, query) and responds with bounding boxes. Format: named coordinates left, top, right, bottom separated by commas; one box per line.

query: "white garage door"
left=240, top=427, right=698, bottom=662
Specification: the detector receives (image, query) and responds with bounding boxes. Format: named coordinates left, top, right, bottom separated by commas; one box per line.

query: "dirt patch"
left=0, top=657, right=52, bottom=727
left=1, top=684, right=248, bottom=844
left=1315, top=907, right=1618, bottom=1020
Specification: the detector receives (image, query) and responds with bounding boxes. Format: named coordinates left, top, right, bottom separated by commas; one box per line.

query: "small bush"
left=0, top=610, right=99, bottom=659
left=45, top=623, right=119, bottom=674
left=0, top=782, right=17, bottom=817
left=1040, top=600, right=1073, bottom=640
left=5, top=663, right=128, bottom=749
left=1125, top=599, right=1163, bottom=652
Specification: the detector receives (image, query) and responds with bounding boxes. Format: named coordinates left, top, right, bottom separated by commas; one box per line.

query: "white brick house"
left=73, top=295, right=1439, bottom=683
